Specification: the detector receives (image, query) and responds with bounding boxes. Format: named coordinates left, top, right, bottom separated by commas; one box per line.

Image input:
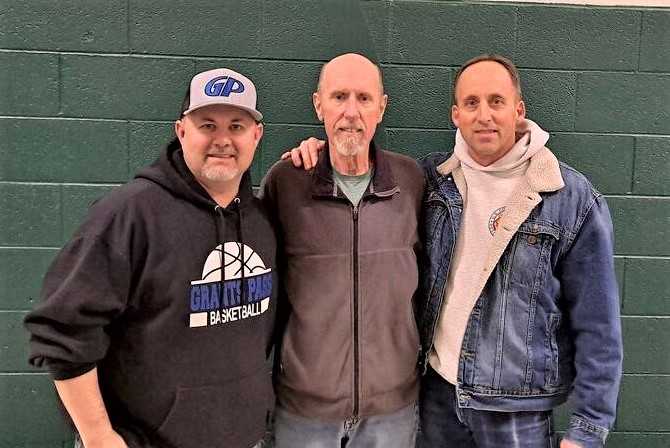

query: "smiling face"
left=452, top=60, right=525, bottom=166
left=175, top=104, right=263, bottom=188
left=313, top=54, right=387, bottom=158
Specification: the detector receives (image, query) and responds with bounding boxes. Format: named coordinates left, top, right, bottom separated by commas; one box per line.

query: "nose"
left=343, top=97, right=359, bottom=119
left=476, top=103, right=492, bottom=123
left=213, top=129, right=233, bottom=147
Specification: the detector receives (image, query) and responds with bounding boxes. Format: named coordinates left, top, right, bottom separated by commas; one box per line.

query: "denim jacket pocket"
left=545, top=313, right=561, bottom=388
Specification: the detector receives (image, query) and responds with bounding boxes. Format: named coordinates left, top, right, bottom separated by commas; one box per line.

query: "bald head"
left=317, top=53, right=384, bottom=95
left=312, top=53, right=388, bottom=165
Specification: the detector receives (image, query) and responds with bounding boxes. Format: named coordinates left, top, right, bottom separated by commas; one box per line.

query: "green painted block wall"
left=1, top=1, right=668, bottom=446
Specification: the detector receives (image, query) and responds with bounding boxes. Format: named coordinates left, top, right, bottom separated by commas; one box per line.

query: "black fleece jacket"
left=25, top=144, right=278, bottom=448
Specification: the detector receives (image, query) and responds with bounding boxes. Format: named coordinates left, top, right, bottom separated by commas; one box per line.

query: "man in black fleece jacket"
left=25, top=68, right=278, bottom=448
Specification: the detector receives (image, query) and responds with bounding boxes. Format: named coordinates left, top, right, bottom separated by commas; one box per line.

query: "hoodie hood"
left=134, top=141, right=255, bottom=210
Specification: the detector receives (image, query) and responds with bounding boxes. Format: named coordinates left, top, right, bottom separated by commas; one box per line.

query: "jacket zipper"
left=352, top=204, right=360, bottom=418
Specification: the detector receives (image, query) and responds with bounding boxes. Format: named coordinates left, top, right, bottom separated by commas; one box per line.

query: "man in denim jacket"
left=418, top=55, right=622, bottom=448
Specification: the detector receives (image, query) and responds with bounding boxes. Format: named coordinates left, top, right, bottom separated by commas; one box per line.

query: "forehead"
left=187, top=104, right=255, bottom=122
left=456, top=61, right=517, bottom=99
left=320, top=58, right=382, bottom=94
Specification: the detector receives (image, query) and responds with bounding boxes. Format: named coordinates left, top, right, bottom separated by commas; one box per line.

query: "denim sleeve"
left=560, top=196, right=623, bottom=447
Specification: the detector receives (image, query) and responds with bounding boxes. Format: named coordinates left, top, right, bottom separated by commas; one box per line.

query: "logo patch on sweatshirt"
left=488, top=206, right=506, bottom=236
left=188, top=242, right=272, bottom=328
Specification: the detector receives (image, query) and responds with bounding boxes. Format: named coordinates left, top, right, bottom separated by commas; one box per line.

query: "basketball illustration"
left=200, top=242, right=271, bottom=282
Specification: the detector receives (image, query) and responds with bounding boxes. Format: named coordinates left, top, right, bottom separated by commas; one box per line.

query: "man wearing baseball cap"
left=25, top=68, right=278, bottom=448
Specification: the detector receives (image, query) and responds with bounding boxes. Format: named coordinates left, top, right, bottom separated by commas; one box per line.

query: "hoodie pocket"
left=155, top=369, right=273, bottom=448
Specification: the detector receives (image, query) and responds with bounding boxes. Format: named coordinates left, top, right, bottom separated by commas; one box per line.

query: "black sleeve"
left=24, top=234, right=131, bottom=380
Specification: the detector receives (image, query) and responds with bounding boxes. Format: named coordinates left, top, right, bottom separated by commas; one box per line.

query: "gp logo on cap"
left=205, top=76, right=245, bottom=97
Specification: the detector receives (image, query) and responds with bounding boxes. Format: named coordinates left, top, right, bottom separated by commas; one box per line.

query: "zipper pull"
left=353, top=205, right=359, bottom=221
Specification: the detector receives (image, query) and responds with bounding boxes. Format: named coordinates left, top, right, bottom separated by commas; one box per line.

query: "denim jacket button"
left=528, top=235, right=538, bottom=245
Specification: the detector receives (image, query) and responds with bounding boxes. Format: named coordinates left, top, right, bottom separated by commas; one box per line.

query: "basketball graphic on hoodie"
left=189, top=242, right=273, bottom=328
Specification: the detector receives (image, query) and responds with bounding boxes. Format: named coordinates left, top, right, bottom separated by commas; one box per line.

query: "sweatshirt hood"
left=454, top=119, right=550, bottom=172
left=134, top=140, right=255, bottom=210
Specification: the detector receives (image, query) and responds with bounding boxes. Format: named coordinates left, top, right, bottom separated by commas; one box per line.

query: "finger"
left=280, top=151, right=291, bottom=160
left=290, top=148, right=303, bottom=167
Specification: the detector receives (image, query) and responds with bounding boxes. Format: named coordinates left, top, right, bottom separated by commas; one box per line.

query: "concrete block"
left=129, top=0, right=260, bottom=57
left=0, top=118, right=127, bottom=183
left=622, top=317, right=669, bottom=374
left=128, top=122, right=175, bottom=177
left=259, top=0, right=376, bottom=60
left=617, top=375, right=669, bottom=431
left=623, top=258, right=670, bottom=316
left=576, top=73, right=670, bottom=134
left=0, top=375, right=72, bottom=444
left=640, top=10, right=670, bottom=72
left=0, top=183, right=61, bottom=246
left=549, top=134, right=634, bottom=195
left=0, top=311, right=36, bottom=372
left=387, top=2, right=516, bottom=65
left=521, top=70, right=576, bottom=132
left=385, top=129, right=455, bottom=161
left=0, top=0, right=128, bottom=52
left=61, top=55, right=194, bottom=120
left=516, top=6, right=639, bottom=70
left=383, top=66, right=452, bottom=129
left=0, top=53, right=59, bottom=116
left=633, top=137, right=670, bottom=196
left=0, top=248, right=58, bottom=311
left=607, top=197, right=670, bottom=257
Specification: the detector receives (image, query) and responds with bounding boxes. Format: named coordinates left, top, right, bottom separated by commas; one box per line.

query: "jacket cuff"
left=564, top=415, right=609, bottom=448
left=49, top=362, right=97, bottom=381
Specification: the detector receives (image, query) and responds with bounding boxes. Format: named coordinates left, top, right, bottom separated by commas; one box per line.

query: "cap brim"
left=183, top=100, right=263, bottom=121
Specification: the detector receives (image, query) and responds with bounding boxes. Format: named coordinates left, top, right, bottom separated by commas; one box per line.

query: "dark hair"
left=452, top=54, right=522, bottom=105
left=164, top=87, right=191, bottom=152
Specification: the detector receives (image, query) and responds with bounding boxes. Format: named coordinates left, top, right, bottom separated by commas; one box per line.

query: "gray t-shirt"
left=333, top=169, right=372, bottom=206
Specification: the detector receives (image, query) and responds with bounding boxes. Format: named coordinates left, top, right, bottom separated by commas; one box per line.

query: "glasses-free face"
left=175, top=104, right=263, bottom=189
left=452, top=61, right=525, bottom=166
left=313, top=54, right=387, bottom=159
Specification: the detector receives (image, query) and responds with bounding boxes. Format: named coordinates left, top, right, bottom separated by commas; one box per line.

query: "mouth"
left=475, top=129, right=498, bottom=136
left=207, top=152, right=236, bottom=159
left=337, top=127, right=363, bottom=134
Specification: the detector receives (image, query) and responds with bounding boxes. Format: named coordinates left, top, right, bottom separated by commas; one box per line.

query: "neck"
left=330, top=147, right=370, bottom=175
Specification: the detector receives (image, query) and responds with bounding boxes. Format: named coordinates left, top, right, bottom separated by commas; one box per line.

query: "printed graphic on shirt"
left=488, top=207, right=506, bottom=236
left=189, top=242, right=272, bottom=328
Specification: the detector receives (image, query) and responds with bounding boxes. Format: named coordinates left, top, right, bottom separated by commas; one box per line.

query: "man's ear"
left=516, top=99, right=526, bottom=122
left=451, top=105, right=460, bottom=129
left=377, top=93, right=388, bottom=124
left=254, top=122, right=264, bottom=145
left=175, top=119, right=185, bottom=142
left=313, top=92, right=323, bottom=122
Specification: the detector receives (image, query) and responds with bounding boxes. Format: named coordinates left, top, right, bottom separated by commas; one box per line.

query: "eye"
left=230, top=123, right=245, bottom=132
left=464, top=99, right=477, bottom=108
left=200, top=123, right=215, bottom=130
left=359, top=94, right=370, bottom=102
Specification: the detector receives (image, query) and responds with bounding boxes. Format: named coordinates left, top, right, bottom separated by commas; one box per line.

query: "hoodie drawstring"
left=214, top=197, right=246, bottom=308
left=214, top=205, right=226, bottom=308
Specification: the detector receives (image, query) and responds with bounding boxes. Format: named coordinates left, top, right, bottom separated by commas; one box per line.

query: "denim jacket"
left=419, top=148, right=623, bottom=447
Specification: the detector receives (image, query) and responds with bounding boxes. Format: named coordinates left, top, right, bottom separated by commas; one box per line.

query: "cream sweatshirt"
left=429, top=119, right=549, bottom=384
